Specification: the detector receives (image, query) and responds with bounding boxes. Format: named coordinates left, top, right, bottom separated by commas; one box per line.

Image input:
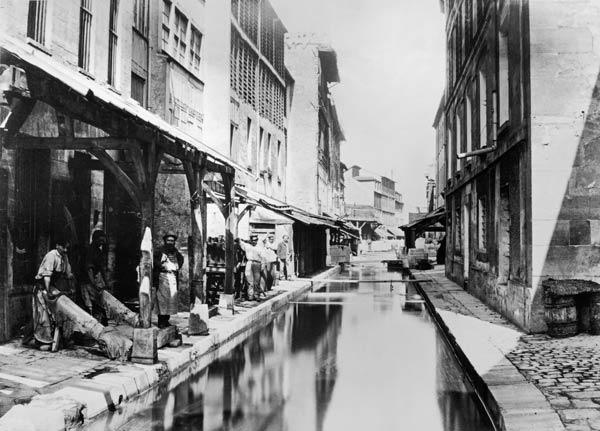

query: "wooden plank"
left=3, top=135, right=136, bottom=150
left=138, top=227, right=153, bottom=329
left=0, top=97, right=35, bottom=134
left=129, top=144, right=148, bottom=194
left=223, top=174, right=236, bottom=296
left=89, top=148, right=142, bottom=206
left=202, top=182, right=225, bottom=215
left=184, top=157, right=207, bottom=308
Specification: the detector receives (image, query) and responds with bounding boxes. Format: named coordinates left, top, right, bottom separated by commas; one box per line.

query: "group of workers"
left=235, top=233, right=292, bottom=302
left=28, top=229, right=292, bottom=349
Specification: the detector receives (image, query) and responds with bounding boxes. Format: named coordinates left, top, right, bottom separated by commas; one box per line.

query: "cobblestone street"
left=509, top=335, right=600, bottom=431
left=413, top=268, right=600, bottom=431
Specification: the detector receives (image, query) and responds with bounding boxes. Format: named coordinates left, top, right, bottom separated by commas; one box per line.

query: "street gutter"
left=409, top=270, right=565, bottom=431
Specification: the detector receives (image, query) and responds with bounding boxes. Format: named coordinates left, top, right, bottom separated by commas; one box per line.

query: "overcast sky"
left=270, top=0, right=446, bottom=215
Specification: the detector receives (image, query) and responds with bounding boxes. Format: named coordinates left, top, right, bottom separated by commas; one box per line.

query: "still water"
left=109, top=262, right=494, bottom=431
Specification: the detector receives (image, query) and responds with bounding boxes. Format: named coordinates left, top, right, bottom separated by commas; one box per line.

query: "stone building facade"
left=344, top=165, right=404, bottom=240
left=203, top=0, right=293, bottom=244
left=285, top=34, right=346, bottom=269
left=285, top=34, right=345, bottom=219
left=441, top=0, right=600, bottom=333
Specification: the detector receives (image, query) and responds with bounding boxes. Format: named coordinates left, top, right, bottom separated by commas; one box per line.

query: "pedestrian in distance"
left=277, top=234, right=291, bottom=280
left=153, top=232, right=184, bottom=328
left=263, top=235, right=278, bottom=290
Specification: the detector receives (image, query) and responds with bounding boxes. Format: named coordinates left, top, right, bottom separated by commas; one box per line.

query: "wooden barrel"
left=589, top=293, right=600, bottom=335
left=545, top=295, right=577, bottom=337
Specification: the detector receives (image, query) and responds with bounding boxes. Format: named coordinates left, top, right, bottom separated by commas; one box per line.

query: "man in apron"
left=32, top=237, right=75, bottom=349
left=153, top=233, right=184, bottom=328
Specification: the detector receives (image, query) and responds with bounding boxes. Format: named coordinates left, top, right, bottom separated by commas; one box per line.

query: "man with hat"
left=153, top=232, right=184, bottom=328
left=239, top=234, right=264, bottom=301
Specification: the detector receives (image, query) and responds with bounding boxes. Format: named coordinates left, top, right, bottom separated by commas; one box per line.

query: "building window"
left=478, top=67, right=487, bottom=147
left=133, top=0, right=148, bottom=36
left=465, top=95, right=472, bottom=156
left=78, top=0, right=93, bottom=72
left=446, top=126, right=452, bottom=181
left=190, top=26, right=202, bottom=73
left=173, top=9, right=188, bottom=64
left=455, top=110, right=461, bottom=171
left=131, top=72, right=145, bottom=106
left=266, top=133, right=272, bottom=171
left=107, top=0, right=119, bottom=86
left=477, top=191, right=488, bottom=252
left=277, top=140, right=282, bottom=179
left=258, top=127, right=264, bottom=171
left=454, top=196, right=462, bottom=253
left=498, top=27, right=509, bottom=126
left=27, top=0, right=48, bottom=45
left=246, top=118, right=253, bottom=168
left=161, top=0, right=171, bottom=51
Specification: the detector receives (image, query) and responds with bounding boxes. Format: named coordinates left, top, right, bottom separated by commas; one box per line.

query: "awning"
left=238, top=187, right=339, bottom=229
left=401, top=206, right=446, bottom=233
left=0, top=36, right=250, bottom=175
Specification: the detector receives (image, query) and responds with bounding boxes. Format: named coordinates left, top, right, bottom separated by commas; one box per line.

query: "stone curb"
left=412, top=272, right=565, bottom=431
left=0, top=265, right=341, bottom=431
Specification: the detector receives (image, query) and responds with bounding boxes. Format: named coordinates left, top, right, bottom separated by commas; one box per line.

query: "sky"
left=270, top=0, right=446, bottom=214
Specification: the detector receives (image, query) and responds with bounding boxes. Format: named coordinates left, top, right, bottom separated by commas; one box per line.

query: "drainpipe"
left=457, top=91, right=499, bottom=159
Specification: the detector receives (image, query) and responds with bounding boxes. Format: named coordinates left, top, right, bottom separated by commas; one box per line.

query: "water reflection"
left=110, top=263, right=492, bottom=431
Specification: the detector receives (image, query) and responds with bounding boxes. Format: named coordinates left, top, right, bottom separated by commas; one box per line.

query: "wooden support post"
left=138, top=227, right=153, bottom=328
left=184, top=156, right=210, bottom=335
left=222, top=174, right=236, bottom=315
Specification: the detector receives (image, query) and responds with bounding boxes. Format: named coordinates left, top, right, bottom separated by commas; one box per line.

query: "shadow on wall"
left=536, top=66, right=600, bottom=333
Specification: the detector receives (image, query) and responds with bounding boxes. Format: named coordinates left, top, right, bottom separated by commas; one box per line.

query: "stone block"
left=131, top=328, right=158, bottom=365
left=550, top=220, right=570, bottom=246
left=218, top=293, right=234, bottom=317
left=570, top=220, right=591, bottom=245
left=188, top=302, right=209, bottom=336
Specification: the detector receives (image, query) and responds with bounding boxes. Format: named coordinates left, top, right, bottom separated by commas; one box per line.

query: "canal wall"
left=0, top=265, right=341, bottom=431
left=412, top=268, right=564, bottom=431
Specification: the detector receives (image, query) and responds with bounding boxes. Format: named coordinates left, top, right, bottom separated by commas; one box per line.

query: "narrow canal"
left=99, top=261, right=494, bottom=431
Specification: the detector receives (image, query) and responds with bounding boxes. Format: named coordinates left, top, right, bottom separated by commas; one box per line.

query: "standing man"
left=277, top=234, right=291, bottom=280
left=82, top=230, right=108, bottom=325
left=239, top=235, right=264, bottom=301
left=32, top=237, right=75, bottom=349
left=263, top=235, right=278, bottom=291
left=153, top=233, right=184, bottom=328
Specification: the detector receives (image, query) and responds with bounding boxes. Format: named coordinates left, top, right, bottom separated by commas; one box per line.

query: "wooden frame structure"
left=0, top=41, right=241, bottom=342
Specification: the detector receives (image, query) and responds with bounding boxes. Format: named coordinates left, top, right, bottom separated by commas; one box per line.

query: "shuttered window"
left=78, top=0, right=93, bottom=72
left=107, top=0, right=119, bottom=86
left=27, top=0, right=48, bottom=45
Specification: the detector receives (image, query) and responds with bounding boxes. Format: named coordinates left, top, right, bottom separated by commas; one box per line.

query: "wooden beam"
left=0, top=97, right=35, bottom=134
left=223, top=174, right=237, bottom=297
left=89, top=148, right=142, bottom=206
left=3, top=135, right=136, bottom=150
left=237, top=204, right=255, bottom=225
left=202, top=182, right=225, bottom=215
left=129, top=144, right=149, bottom=194
left=21, top=69, right=236, bottom=177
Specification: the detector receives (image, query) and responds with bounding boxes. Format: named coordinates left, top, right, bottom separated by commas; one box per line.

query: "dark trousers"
left=278, top=259, right=288, bottom=279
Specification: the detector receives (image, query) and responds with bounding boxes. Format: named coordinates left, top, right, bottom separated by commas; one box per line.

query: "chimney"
left=351, top=165, right=361, bottom=177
